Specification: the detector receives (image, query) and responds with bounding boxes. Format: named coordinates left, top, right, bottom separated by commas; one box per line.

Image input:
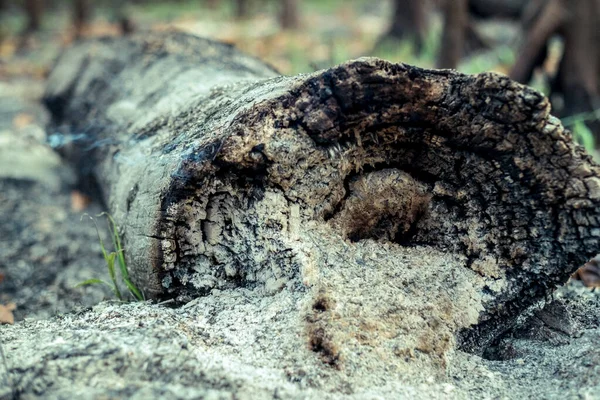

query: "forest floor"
left=1, top=1, right=600, bottom=399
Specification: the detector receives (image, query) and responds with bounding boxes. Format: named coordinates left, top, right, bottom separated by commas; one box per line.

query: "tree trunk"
left=510, top=0, right=600, bottom=143
left=555, top=0, right=600, bottom=137
left=279, top=0, right=300, bottom=30
left=24, top=0, right=43, bottom=33
left=205, top=0, right=220, bottom=9
left=437, top=0, right=492, bottom=69
left=110, top=0, right=134, bottom=35
left=381, top=0, right=428, bottom=52
left=468, top=0, right=528, bottom=19
left=44, top=32, right=600, bottom=355
left=73, top=0, right=91, bottom=38
left=438, top=0, right=468, bottom=68
left=235, top=0, right=249, bottom=18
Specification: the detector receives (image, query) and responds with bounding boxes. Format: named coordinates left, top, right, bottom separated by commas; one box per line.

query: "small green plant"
left=561, top=109, right=600, bottom=152
left=571, top=120, right=595, bottom=152
left=76, top=213, right=144, bottom=302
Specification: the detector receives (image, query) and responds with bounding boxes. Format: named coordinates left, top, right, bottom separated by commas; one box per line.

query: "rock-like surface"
left=2, top=283, right=600, bottom=399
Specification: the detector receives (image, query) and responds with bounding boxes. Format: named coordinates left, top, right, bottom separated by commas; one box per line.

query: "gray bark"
left=44, top=31, right=600, bottom=355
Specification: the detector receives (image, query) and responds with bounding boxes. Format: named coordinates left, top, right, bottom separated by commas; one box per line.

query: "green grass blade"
left=105, top=252, right=123, bottom=301
left=123, top=278, right=145, bottom=301
left=82, top=213, right=109, bottom=260
left=85, top=212, right=144, bottom=302
left=82, top=213, right=123, bottom=300
left=74, top=278, right=112, bottom=288
left=101, top=213, right=144, bottom=301
left=100, top=213, right=130, bottom=278
left=74, top=278, right=120, bottom=298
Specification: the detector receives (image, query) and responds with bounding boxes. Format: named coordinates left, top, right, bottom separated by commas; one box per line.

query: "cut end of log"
left=44, top=32, right=600, bottom=359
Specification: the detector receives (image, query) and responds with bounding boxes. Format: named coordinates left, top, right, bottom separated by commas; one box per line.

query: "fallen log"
left=44, top=31, right=600, bottom=358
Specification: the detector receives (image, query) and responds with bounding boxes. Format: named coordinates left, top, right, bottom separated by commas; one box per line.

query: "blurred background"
left=0, top=0, right=598, bottom=151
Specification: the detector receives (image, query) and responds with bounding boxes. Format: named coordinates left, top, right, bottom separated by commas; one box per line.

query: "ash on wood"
left=44, top=31, right=600, bottom=358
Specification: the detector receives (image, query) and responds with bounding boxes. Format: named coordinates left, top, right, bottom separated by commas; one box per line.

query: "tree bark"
left=44, top=32, right=600, bottom=354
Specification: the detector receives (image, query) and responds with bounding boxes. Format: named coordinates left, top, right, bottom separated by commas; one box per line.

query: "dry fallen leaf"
left=0, top=303, right=16, bottom=325
left=12, top=113, right=34, bottom=129
left=71, top=190, right=91, bottom=212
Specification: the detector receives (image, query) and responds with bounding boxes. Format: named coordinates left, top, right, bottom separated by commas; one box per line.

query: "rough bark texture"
left=510, top=0, right=600, bottom=142
left=44, top=32, right=600, bottom=358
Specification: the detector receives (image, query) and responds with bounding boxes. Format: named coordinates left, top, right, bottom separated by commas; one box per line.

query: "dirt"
left=0, top=79, right=109, bottom=322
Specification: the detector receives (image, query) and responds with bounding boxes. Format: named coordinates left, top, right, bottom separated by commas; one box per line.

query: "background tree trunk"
left=437, top=0, right=492, bottom=69
left=235, top=0, right=249, bottom=18
left=24, top=0, right=43, bottom=33
left=73, top=0, right=91, bottom=38
left=44, top=32, right=600, bottom=354
left=205, top=0, right=220, bottom=9
left=279, top=0, right=300, bottom=30
left=438, top=0, right=468, bottom=68
left=468, top=0, right=529, bottom=19
left=510, top=0, right=600, bottom=143
left=382, top=0, right=428, bottom=52
left=555, top=0, right=600, bottom=136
